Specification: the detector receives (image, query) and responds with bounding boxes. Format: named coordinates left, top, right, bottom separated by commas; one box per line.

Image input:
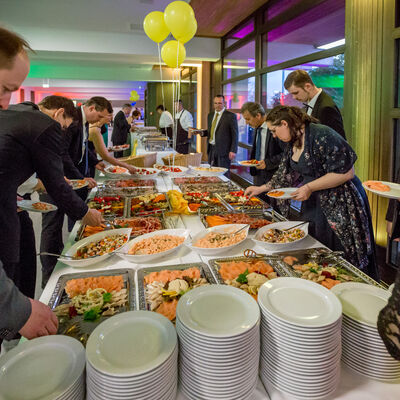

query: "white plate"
left=362, top=180, right=400, bottom=199
left=177, top=285, right=260, bottom=338
left=267, top=187, right=297, bottom=200
left=258, top=277, right=342, bottom=327
left=238, top=160, right=261, bottom=167
left=104, top=166, right=131, bottom=179
left=154, top=164, right=190, bottom=177
left=191, top=166, right=228, bottom=177
left=86, top=311, right=177, bottom=377
left=253, top=221, right=308, bottom=251
left=0, top=335, right=85, bottom=400
left=130, top=167, right=160, bottom=178
left=187, top=224, right=250, bottom=256
left=117, top=228, right=190, bottom=263
left=17, top=199, right=57, bottom=213
left=60, top=227, right=132, bottom=267
left=331, top=282, right=390, bottom=327
left=69, top=179, right=89, bottom=190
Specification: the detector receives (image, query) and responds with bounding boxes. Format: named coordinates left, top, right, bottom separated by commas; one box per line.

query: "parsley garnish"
left=103, top=292, right=112, bottom=303
left=236, top=269, right=249, bottom=284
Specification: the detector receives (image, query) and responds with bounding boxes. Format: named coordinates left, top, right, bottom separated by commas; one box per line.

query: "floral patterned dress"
left=378, top=271, right=400, bottom=360
left=268, top=123, right=373, bottom=273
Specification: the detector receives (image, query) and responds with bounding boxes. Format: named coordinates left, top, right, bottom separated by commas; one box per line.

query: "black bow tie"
left=303, top=103, right=313, bottom=110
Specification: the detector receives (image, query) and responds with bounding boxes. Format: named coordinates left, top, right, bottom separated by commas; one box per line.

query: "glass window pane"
left=263, top=0, right=305, bottom=23
left=396, top=0, right=400, bottom=27
left=224, top=19, right=254, bottom=49
left=261, top=54, right=344, bottom=110
left=262, top=0, right=345, bottom=68
left=230, top=147, right=253, bottom=183
left=223, top=41, right=255, bottom=80
left=224, top=77, right=255, bottom=109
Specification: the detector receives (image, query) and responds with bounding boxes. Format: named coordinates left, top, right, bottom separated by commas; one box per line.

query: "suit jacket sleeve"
left=112, top=112, right=130, bottom=144
left=88, top=146, right=100, bottom=168
left=61, top=124, right=84, bottom=179
left=0, top=261, right=31, bottom=339
left=229, top=113, right=238, bottom=153
left=264, top=134, right=284, bottom=171
left=34, top=125, right=89, bottom=220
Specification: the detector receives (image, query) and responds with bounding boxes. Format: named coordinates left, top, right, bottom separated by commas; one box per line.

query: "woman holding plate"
left=245, top=105, right=377, bottom=278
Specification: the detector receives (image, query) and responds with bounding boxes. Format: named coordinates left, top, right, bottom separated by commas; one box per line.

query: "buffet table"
left=39, top=172, right=400, bottom=400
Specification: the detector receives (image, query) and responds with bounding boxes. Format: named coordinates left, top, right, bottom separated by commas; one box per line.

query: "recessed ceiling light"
left=317, top=39, right=345, bottom=50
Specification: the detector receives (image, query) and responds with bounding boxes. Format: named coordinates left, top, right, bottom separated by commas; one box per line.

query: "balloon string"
left=157, top=42, right=165, bottom=110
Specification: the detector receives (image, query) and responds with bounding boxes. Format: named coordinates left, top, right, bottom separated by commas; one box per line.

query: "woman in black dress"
left=246, top=105, right=376, bottom=277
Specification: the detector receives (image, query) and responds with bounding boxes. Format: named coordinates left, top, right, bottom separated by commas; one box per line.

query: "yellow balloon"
left=161, top=40, right=186, bottom=68
left=164, top=1, right=196, bottom=41
left=130, top=90, right=138, bottom=96
left=143, top=11, right=170, bottom=43
left=178, top=18, right=197, bottom=43
left=131, top=94, right=139, bottom=101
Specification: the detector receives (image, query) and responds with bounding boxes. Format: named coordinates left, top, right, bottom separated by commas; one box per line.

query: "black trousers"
left=39, top=193, right=64, bottom=288
left=208, top=145, right=231, bottom=178
left=3, top=211, right=37, bottom=299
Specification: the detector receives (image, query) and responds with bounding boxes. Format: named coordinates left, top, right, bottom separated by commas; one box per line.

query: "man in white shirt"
left=156, top=104, right=173, bottom=139
left=174, top=100, right=193, bottom=154
left=241, top=102, right=283, bottom=187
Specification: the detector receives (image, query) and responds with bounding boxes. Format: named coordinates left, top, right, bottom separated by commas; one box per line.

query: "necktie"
left=84, top=123, right=89, bottom=176
left=255, top=127, right=262, bottom=160
left=303, top=103, right=313, bottom=114
left=210, top=112, right=219, bottom=143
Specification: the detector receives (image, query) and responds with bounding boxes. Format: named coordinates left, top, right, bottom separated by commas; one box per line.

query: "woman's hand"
left=292, top=184, right=312, bottom=201
left=245, top=185, right=266, bottom=197
left=256, top=160, right=266, bottom=170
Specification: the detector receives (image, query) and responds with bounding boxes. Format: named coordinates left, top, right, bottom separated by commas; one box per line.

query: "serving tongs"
left=38, top=251, right=100, bottom=261
left=213, top=224, right=249, bottom=241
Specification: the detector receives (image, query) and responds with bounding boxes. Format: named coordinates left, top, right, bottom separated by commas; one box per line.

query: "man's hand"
left=19, top=299, right=58, bottom=339
left=292, top=184, right=312, bottom=201
left=229, top=152, right=236, bottom=161
left=83, top=177, right=97, bottom=189
left=82, top=209, right=104, bottom=226
left=245, top=185, right=266, bottom=198
left=95, top=161, right=106, bottom=172
left=256, top=160, right=266, bottom=170
left=127, top=165, right=137, bottom=174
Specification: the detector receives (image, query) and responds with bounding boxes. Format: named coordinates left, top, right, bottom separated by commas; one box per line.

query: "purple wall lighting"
left=231, top=20, right=254, bottom=39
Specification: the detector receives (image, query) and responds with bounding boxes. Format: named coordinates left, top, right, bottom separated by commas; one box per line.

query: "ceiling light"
left=317, top=39, right=345, bottom=50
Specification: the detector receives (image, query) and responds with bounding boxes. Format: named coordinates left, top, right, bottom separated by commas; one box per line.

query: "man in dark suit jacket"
left=241, top=102, right=284, bottom=186
left=111, top=104, right=132, bottom=158
left=206, top=95, right=238, bottom=171
left=284, top=69, right=346, bottom=139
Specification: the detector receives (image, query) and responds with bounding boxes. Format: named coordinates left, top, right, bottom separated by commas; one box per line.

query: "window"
left=223, top=41, right=255, bottom=80
left=261, top=54, right=344, bottom=109
left=262, top=0, right=345, bottom=67
left=263, top=0, right=305, bottom=22
left=223, top=77, right=255, bottom=110
left=224, top=19, right=254, bottom=49
left=230, top=147, right=253, bottom=183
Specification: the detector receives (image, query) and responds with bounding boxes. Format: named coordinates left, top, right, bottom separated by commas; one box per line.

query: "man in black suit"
left=284, top=69, right=346, bottom=139
left=111, top=103, right=132, bottom=158
left=241, top=102, right=284, bottom=186
left=206, top=95, right=238, bottom=171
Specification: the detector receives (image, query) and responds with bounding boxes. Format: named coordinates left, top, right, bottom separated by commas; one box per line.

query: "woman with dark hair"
left=245, top=105, right=376, bottom=277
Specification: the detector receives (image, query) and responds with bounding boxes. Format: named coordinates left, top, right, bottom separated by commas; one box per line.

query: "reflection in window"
left=223, top=41, right=255, bottom=80
left=224, top=77, right=256, bottom=111
left=230, top=147, right=253, bottom=183
left=224, top=19, right=254, bottom=49
left=262, top=0, right=345, bottom=67
left=264, top=0, right=305, bottom=22
left=261, top=54, right=344, bottom=110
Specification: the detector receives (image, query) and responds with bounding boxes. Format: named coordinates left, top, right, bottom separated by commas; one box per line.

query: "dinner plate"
left=362, top=180, right=400, bottom=199
left=86, top=311, right=177, bottom=377
left=130, top=167, right=160, bottom=178
left=187, top=224, right=250, bottom=256
left=267, top=187, right=297, bottom=200
left=238, top=160, right=261, bottom=167
left=0, top=335, right=85, bottom=400
left=17, top=199, right=57, bottom=213
left=154, top=164, right=190, bottom=177
left=191, top=166, right=228, bottom=176
left=177, top=285, right=260, bottom=337
left=253, top=221, right=309, bottom=251
left=69, top=179, right=89, bottom=190
left=60, top=227, right=132, bottom=267
left=104, top=166, right=131, bottom=179
left=117, top=228, right=190, bottom=263
left=258, top=277, right=342, bottom=327
left=331, top=282, right=390, bottom=327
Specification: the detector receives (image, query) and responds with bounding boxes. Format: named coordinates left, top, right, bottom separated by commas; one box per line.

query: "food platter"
left=208, top=256, right=288, bottom=300
left=103, top=165, right=131, bottom=179
left=178, top=181, right=240, bottom=194
left=137, top=262, right=216, bottom=322
left=130, top=167, right=161, bottom=178
left=239, top=160, right=261, bottom=167
left=154, top=164, right=190, bottom=176
left=69, top=179, right=89, bottom=190
left=267, top=187, right=297, bottom=200
left=101, top=179, right=156, bottom=195
left=87, top=195, right=126, bottom=217
left=191, top=166, right=228, bottom=176
left=182, top=191, right=228, bottom=212
left=215, top=191, right=268, bottom=210
left=173, top=176, right=223, bottom=185
left=108, top=144, right=130, bottom=152
left=128, top=192, right=170, bottom=216
left=48, top=268, right=136, bottom=346
left=273, top=247, right=385, bottom=289
left=17, top=199, right=57, bottom=213
left=362, top=180, right=400, bottom=199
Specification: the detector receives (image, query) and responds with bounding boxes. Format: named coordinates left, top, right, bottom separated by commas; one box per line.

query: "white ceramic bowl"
left=252, top=221, right=308, bottom=251
left=117, top=228, right=190, bottom=263
left=131, top=167, right=160, bottom=178
left=191, top=166, right=227, bottom=177
left=60, top=227, right=132, bottom=267
left=187, top=224, right=249, bottom=256
left=104, top=166, right=131, bottom=179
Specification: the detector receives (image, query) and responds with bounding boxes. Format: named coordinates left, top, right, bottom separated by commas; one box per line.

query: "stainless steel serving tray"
left=178, top=182, right=240, bottom=194
left=137, top=262, right=217, bottom=312
left=199, top=208, right=287, bottom=230
left=208, top=256, right=289, bottom=284
left=215, top=192, right=271, bottom=211
left=272, top=247, right=385, bottom=289
left=172, top=176, right=224, bottom=185
left=97, top=184, right=156, bottom=197
left=128, top=192, right=171, bottom=217
left=48, top=268, right=136, bottom=345
left=87, top=195, right=128, bottom=218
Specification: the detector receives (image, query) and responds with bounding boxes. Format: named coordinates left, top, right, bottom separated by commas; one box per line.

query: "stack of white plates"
left=0, top=335, right=85, bottom=400
left=258, top=277, right=342, bottom=399
left=332, top=282, right=400, bottom=381
left=86, top=311, right=178, bottom=400
left=176, top=285, right=260, bottom=400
